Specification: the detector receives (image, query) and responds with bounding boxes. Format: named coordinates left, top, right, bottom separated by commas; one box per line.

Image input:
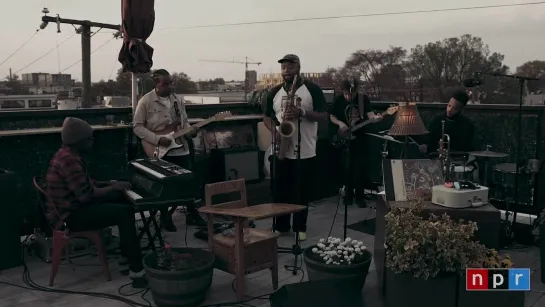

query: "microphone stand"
left=270, top=96, right=303, bottom=276
left=342, top=85, right=356, bottom=240
left=477, top=72, right=539, bottom=241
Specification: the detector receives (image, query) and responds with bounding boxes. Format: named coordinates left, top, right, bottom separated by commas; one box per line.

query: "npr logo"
left=466, top=269, right=531, bottom=291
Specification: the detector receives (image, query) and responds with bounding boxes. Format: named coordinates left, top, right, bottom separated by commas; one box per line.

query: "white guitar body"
left=153, top=132, right=186, bottom=159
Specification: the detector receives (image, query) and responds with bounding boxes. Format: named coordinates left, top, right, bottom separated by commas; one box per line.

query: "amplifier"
left=270, top=279, right=362, bottom=307
left=0, top=169, right=22, bottom=270
left=210, top=147, right=260, bottom=183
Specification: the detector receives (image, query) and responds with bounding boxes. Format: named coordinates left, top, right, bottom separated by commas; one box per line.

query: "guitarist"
left=133, top=69, right=206, bottom=231
left=329, top=79, right=382, bottom=207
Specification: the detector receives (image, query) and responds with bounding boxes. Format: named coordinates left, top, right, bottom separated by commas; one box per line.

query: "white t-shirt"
left=267, top=80, right=326, bottom=160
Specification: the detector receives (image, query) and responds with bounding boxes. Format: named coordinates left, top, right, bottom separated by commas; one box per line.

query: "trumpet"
left=438, top=120, right=453, bottom=181
left=275, top=75, right=299, bottom=160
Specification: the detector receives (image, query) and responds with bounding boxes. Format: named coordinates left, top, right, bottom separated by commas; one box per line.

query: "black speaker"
left=0, top=169, right=22, bottom=270
left=210, top=147, right=260, bottom=183
left=270, top=279, right=363, bottom=307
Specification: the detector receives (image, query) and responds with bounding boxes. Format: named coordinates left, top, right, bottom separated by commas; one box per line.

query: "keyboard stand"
left=137, top=209, right=165, bottom=252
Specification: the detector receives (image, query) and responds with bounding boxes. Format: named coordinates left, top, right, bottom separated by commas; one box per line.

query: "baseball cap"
left=278, top=54, right=300, bottom=64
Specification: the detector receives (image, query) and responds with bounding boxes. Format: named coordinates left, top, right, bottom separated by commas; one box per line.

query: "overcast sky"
left=1, top=0, right=544, bottom=82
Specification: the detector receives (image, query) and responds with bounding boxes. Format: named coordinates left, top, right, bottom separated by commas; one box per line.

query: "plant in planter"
left=458, top=248, right=525, bottom=307
left=143, top=244, right=215, bottom=307
left=303, top=236, right=372, bottom=290
left=384, top=200, right=480, bottom=307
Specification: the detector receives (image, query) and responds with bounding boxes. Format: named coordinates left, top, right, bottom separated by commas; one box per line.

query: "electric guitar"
left=142, top=111, right=232, bottom=159
left=339, top=106, right=399, bottom=140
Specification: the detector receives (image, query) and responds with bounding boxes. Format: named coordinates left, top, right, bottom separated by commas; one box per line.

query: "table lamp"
left=388, top=102, right=428, bottom=158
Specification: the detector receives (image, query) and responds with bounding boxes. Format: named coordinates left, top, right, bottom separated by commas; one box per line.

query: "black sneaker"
left=186, top=213, right=207, bottom=227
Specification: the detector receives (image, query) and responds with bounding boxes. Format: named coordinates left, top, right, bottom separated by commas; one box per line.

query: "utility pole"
left=8, top=68, right=12, bottom=81
left=39, top=8, right=120, bottom=108
left=199, top=57, right=261, bottom=102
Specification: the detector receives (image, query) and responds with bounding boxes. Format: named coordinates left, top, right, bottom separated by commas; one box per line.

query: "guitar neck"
left=171, top=117, right=215, bottom=139
left=352, top=110, right=391, bottom=131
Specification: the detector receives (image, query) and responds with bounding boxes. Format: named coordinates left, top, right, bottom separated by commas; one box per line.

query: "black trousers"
left=65, top=198, right=143, bottom=272
left=161, top=154, right=199, bottom=215
left=273, top=157, right=316, bottom=232
left=343, top=139, right=367, bottom=204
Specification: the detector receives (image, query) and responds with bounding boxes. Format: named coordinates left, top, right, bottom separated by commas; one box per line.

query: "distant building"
left=245, top=70, right=257, bottom=91
left=256, top=73, right=333, bottom=90
left=21, top=72, right=73, bottom=94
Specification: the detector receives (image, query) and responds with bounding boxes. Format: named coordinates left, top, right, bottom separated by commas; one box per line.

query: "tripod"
left=270, top=110, right=304, bottom=276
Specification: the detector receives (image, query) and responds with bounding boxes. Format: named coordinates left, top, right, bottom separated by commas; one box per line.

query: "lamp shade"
left=388, top=102, right=428, bottom=136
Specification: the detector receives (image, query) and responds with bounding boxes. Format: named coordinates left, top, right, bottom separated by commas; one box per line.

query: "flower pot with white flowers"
left=303, top=237, right=372, bottom=289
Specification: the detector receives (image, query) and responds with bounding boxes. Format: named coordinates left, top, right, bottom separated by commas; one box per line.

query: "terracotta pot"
left=303, top=245, right=372, bottom=290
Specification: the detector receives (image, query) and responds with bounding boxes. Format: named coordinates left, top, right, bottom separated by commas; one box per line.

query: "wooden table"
left=198, top=203, right=305, bottom=220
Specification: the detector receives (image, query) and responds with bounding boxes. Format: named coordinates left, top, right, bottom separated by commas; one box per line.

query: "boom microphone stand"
left=341, top=82, right=357, bottom=240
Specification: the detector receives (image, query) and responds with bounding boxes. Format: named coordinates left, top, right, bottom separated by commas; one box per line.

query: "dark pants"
left=273, top=157, right=316, bottom=232
left=65, top=200, right=143, bottom=272
left=161, top=154, right=199, bottom=215
left=343, top=139, right=367, bottom=204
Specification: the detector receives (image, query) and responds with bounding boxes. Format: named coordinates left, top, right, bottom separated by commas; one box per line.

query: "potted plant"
left=458, top=248, right=525, bottom=307
left=384, top=200, right=479, bottom=307
left=143, top=244, right=215, bottom=307
left=303, top=236, right=372, bottom=290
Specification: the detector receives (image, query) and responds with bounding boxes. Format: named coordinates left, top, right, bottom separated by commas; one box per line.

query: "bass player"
left=133, top=69, right=206, bottom=231
left=330, top=79, right=382, bottom=207
left=263, top=54, right=327, bottom=241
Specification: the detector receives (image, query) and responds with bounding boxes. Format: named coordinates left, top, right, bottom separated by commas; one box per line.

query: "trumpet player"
left=419, top=90, right=474, bottom=155
left=263, top=54, right=327, bottom=241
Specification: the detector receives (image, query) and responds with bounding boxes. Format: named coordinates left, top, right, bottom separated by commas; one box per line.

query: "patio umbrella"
left=118, top=0, right=155, bottom=113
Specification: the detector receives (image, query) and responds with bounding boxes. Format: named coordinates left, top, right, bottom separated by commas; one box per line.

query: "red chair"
left=32, top=177, right=111, bottom=286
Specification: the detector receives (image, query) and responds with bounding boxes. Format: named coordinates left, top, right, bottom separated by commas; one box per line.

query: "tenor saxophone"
left=276, top=75, right=299, bottom=160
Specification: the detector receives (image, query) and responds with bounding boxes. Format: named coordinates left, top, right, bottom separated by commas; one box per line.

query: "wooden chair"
left=203, top=178, right=279, bottom=301
left=32, top=177, right=111, bottom=286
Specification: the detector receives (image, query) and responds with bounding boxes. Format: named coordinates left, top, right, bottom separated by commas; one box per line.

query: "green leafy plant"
left=385, top=199, right=482, bottom=279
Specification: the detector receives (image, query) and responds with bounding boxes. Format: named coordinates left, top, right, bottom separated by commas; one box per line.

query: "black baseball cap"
left=278, top=54, right=300, bottom=64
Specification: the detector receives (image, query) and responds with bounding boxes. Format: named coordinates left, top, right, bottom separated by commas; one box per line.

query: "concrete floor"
left=0, top=197, right=544, bottom=307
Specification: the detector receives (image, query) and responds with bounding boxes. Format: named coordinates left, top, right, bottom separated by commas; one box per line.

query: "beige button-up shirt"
left=133, top=90, right=191, bottom=156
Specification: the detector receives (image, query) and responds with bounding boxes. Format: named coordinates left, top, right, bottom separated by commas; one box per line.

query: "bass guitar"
left=142, top=111, right=232, bottom=159
left=339, top=106, right=399, bottom=140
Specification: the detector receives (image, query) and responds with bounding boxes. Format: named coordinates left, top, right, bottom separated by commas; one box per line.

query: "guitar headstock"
left=386, top=106, right=399, bottom=116
left=213, top=111, right=233, bottom=121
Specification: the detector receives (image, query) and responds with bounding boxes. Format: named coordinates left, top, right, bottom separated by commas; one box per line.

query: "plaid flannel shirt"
left=45, top=146, right=94, bottom=229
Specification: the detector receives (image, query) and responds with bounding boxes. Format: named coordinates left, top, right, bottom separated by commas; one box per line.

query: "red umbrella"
left=118, top=0, right=155, bottom=73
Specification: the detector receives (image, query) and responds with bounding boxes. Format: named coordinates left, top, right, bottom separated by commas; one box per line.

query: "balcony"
left=0, top=102, right=543, bottom=306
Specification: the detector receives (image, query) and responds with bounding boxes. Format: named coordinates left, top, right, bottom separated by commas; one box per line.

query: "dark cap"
left=278, top=54, right=300, bottom=64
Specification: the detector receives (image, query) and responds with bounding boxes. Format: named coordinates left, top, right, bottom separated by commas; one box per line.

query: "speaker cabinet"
left=0, top=169, right=22, bottom=270
left=210, top=147, right=260, bottom=183
left=270, top=279, right=363, bottom=307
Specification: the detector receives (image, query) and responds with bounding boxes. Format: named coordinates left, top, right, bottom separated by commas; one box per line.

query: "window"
left=28, top=99, right=52, bottom=108
left=1, top=100, right=25, bottom=109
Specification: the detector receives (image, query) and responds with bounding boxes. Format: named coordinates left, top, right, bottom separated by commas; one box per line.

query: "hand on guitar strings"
left=186, top=125, right=199, bottom=138
left=338, top=123, right=350, bottom=138
left=370, top=114, right=383, bottom=123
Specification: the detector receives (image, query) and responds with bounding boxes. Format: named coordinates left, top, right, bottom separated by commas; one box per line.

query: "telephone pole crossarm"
left=41, top=16, right=120, bottom=31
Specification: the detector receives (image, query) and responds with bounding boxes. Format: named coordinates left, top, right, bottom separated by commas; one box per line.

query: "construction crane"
left=199, top=57, right=261, bottom=102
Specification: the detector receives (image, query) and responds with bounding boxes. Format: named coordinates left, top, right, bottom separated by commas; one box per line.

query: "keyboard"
left=125, top=158, right=196, bottom=209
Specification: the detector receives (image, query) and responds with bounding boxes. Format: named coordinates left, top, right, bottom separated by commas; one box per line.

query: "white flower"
left=361, top=246, right=367, bottom=250
left=345, top=237, right=352, bottom=242
left=351, top=240, right=358, bottom=245
left=355, top=247, right=361, bottom=252
left=312, top=248, right=318, bottom=253
left=319, top=238, right=325, bottom=243
left=317, top=243, right=325, bottom=248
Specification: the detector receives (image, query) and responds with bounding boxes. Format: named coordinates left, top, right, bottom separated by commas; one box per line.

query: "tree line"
left=323, top=34, right=545, bottom=104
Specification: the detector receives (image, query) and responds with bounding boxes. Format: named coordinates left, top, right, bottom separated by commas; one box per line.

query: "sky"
left=0, top=0, right=544, bottom=82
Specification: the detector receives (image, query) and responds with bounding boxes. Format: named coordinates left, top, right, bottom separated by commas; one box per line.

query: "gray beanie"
left=61, top=117, right=93, bottom=145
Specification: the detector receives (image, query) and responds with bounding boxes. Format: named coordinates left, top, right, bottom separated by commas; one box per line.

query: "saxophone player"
left=263, top=54, right=327, bottom=241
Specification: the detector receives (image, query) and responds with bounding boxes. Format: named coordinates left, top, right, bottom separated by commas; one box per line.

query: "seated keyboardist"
left=45, top=117, right=145, bottom=280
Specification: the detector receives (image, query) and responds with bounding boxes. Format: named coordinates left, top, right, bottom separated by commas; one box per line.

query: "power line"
left=59, top=37, right=116, bottom=73
left=156, top=2, right=545, bottom=30
left=0, top=29, right=40, bottom=68
left=6, top=33, right=77, bottom=78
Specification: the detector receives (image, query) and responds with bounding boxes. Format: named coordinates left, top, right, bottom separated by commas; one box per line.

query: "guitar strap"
left=170, top=94, right=186, bottom=146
